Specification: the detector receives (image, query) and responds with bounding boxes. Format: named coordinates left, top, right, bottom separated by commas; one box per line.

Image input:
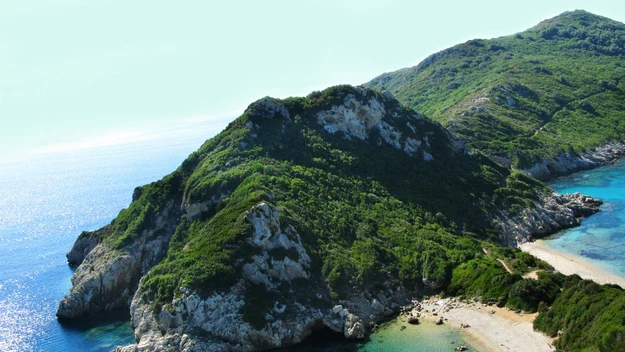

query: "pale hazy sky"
left=1, top=0, right=624, bottom=159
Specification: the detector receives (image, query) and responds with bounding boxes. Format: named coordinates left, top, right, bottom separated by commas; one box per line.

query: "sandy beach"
left=404, top=297, right=555, bottom=352
left=520, top=240, right=625, bottom=288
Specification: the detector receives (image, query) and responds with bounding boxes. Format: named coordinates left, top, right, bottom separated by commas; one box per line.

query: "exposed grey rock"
left=518, top=142, right=625, bottom=180
left=344, top=313, right=365, bottom=339
left=66, top=226, right=105, bottom=266
left=57, top=200, right=180, bottom=319
left=315, top=92, right=467, bottom=158
left=249, top=98, right=291, bottom=120
left=371, top=299, right=384, bottom=314
left=182, top=193, right=229, bottom=222
left=492, top=192, right=602, bottom=246
left=119, top=202, right=410, bottom=351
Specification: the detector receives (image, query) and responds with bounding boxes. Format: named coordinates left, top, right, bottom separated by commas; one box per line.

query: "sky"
left=1, top=0, right=624, bottom=160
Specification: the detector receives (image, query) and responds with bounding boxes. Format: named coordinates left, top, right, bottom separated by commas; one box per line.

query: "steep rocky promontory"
left=57, top=199, right=181, bottom=319
left=518, top=142, right=625, bottom=180
left=59, top=85, right=604, bottom=351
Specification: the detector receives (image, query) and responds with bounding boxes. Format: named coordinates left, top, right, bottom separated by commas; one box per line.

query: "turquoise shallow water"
left=547, top=159, right=625, bottom=278
left=279, top=320, right=477, bottom=352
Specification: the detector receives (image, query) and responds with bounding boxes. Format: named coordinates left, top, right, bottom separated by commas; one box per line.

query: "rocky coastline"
left=57, top=199, right=181, bottom=319
left=515, top=142, right=625, bottom=181
left=56, top=190, right=602, bottom=352
left=492, top=192, right=603, bottom=246
left=55, top=86, right=608, bottom=351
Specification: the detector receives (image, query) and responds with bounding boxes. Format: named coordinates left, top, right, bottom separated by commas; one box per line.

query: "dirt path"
left=497, top=259, right=513, bottom=274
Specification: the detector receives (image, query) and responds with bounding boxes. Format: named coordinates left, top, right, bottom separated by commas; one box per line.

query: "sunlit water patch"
left=0, top=120, right=223, bottom=351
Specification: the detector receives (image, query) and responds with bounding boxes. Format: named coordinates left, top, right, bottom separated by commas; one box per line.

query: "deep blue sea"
left=546, top=159, right=625, bottom=278
left=0, top=120, right=226, bottom=352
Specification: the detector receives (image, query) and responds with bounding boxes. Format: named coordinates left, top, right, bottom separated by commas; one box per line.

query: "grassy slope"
left=366, top=10, right=625, bottom=169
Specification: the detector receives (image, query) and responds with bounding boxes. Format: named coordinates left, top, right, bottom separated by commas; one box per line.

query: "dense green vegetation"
left=94, top=16, right=625, bottom=346
left=366, top=10, right=625, bottom=168
left=449, top=250, right=625, bottom=350
left=534, top=278, right=625, bottom=351
left=102, top=85, right=548, bottom=315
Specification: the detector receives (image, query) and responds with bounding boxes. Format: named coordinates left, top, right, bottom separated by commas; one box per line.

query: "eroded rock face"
left=57, top=245, right=140, bottom=318
left=57, top=200, right=180, bottom=319
left=118, top=203, right=406, bottom=352
left=242, top=203, right=311, bottom=287
left=517, top=142, right=625, bottom=180
left=182, top=193, right=229, bottom=222
left=315, top=89, right=467, bottom=160
left=493, top=192, right=602, bottom=246
left=249, top=98, right=291, bottom=121
left=66, top=226, right=107, bottom=266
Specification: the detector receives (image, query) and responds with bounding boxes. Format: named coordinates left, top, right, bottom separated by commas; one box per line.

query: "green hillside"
left=366, top=10, right=625, bottom=170
left=112, top=85, right=544, bottom=311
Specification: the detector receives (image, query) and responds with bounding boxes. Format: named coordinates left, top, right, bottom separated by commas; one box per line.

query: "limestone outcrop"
left=315, top=88, right=468, bottom=160
left=114, top=203, right=403, bottom=352
left=517, top=142, right=625, bottom=180
left=66, top=226, right=106, bottom=266
left=57, top=200, right=180, bottom=319
left=493, top=192, right=602, bottom=246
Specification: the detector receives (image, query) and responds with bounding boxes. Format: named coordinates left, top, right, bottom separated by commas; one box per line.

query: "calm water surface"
left=0, top=122, right=222, bottom=352
left=548, top=159, right=625, bottom=278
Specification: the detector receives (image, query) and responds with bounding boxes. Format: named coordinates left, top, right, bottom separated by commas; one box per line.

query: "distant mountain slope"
left=366, top=10, right=625, bottom=178
left=57, top=85, right=596, bottom=351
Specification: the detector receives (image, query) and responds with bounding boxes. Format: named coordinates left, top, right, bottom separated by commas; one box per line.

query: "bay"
left=546, top=159, right=625, bottom=279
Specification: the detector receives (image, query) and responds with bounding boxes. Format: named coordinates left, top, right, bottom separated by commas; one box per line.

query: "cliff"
left=58, top=85, right=600, bottom=351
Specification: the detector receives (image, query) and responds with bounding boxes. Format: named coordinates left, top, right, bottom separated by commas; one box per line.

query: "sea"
left=2, top=120, right=621, bottom=352
left=0, top=120, right=226, bottom=352
left=545, top=159, right=625, bottom=279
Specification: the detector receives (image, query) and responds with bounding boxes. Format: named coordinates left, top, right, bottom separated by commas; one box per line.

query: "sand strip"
left=520, top=240, right=625, bottom=288
left=411, top=298, right=555, bottom=352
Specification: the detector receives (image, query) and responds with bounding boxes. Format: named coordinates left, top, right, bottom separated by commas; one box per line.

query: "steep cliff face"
left=57, top=198, right=181, bottom=319
left=114, top=203, right=409, bottom=351
left=59, top=85, right=601, bottom=351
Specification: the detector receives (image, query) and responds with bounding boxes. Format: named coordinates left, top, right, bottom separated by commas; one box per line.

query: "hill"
left=56, top=85, right=610, bottom=351
left=366, top=10, right=625, bottom=179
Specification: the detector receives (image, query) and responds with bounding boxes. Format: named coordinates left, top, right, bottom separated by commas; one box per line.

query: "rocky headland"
left=515, top=142, right=625, bottom=181
left=57, top=85, right=605, bottom=351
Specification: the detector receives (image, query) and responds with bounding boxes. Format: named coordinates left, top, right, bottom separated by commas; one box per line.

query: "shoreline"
left=517, top=141, right=625, bottom=181
left=401, top=297, right=555, bottom=352
left=520, top=240, right=625, bottom=288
